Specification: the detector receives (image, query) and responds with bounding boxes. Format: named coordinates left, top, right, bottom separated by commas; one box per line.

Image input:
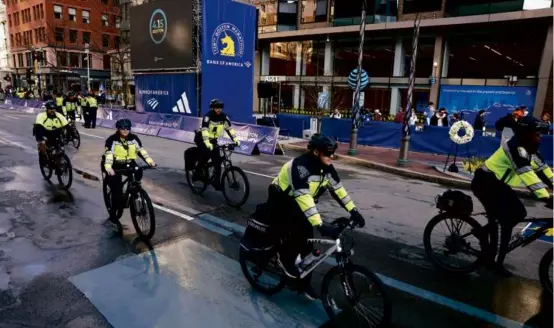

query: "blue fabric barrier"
left=276, top=114, right=311, bottom=138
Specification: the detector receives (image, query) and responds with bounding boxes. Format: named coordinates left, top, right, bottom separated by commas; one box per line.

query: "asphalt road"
left=0, top=109, right=552, bottom=328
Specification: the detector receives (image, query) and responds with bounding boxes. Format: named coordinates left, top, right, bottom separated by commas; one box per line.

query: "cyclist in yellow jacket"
left=472, top=116, right=553, bottom=276
left=193, top=99, right=240, bottom=190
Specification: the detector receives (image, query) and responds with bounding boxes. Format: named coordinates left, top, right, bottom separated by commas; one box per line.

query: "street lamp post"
left=347, top=0, right=367, bottom=156
left=397, top=14, right=421, bottom=167
left=84, top=43, right=91, bottom=91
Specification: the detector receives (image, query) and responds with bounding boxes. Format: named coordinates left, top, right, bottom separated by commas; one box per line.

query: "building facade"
left=0, top=1, right=13, bottom=83
left=5, top=0, right=121, bottom=92
left=253, top=0, right=553, bottom=118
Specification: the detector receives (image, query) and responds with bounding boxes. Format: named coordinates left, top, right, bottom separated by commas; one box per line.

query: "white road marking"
left=242, top=169, right=274, bottom=179
left=79, top=131, right=104, bottom=139
left=0, top=135, right=34, bottom=152
left=3, top=114, right=20, bottom=120
left=152, top=203, right=195, bottom=221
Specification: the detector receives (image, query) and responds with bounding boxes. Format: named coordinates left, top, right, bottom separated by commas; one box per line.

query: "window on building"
left=102, top=14, right=109, bottom=27
left=69, top=52, right=79, bottom=67
left=54, top=5, right=63, bottom=19
left=8, top=15, right=11, bottom=27
left=57, top=51, right=68, bottom=67
left=82, top=31, right=90, bottom=44
left=13, top=54, right=17, bottom=68
left=26, top=52, right=33, bottom=67
left=269, top=42, right=299, bottom=76
left=33, top=6, right=37, bottom=20
left=55, top=28, right=64, bottom=42
left=403, top=0, right=442, bottom=14
left=40, top=4, right=44, bottom=19
left=81, top=53, right=91, bottom=68
left=34, top=29, right=38, bottom=43
left=301, top=0, right=328, bottom=23
left=114, top=36, right=121, bottom=48
left=256, top=0, right=277, bottom=33
left=102, top=0, right=108, bottom=4
left=69, top=29, right=77, bottom=43
left=9, top=34, right=13, bottom=46
left=102, top=34, right=109, bottom=47
left=69, top=8, right=76, bottom=21
left=115, top=16, right=121, bottom=28
left=334, top=38, right=395, bottom=77
left=17, top=53, right=24, bottom=67
left=103, top=54, right=111, bottom=70
left=402, top=37, right=434, bottom=78
left=276, top=0, right=298, bottom=31
left=82, top=10, right=90, bottom=24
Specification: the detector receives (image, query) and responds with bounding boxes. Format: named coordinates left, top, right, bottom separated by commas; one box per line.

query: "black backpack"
left=435, top=190, right=473, bottom=216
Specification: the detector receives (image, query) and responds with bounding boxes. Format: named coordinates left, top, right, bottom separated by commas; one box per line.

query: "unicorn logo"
left=220, top=32, right=235, bottom=57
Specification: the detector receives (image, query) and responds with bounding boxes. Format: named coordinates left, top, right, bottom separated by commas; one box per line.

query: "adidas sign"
left=172, top=91, right=192, bottom=114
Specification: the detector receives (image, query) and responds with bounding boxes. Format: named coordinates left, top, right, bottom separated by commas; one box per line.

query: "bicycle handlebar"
left=330, top=217, right=359, bottom=232
left=112, top=164, right=156, bottom=174
left=216, top=143, right=236, bottom=151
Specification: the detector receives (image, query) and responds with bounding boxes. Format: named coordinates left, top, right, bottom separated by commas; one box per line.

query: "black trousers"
left=66, top=110, right=76, bottom=122
left=194, top=134, right=222, bottom=184
left=83, top=107, right=90, bottom=127
left=89, top=107, right=97, bottom=128
left=106, top=167, right=143, bottom=220
left=471, top=168, right=527, bottom=265
left=267, top=185, right=314, bottom=286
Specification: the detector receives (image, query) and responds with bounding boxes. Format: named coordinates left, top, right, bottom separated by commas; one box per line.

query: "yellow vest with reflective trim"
left=56, top=97, right=64, bottom=106
left=86, top=96, right=98, bottom=108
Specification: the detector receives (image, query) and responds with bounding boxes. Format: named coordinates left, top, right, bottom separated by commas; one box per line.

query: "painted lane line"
left=152, top=203, right=195, bottom=221
left=152, top=203, right=233, bottom=236
left=243, top=170, right=274, bottom=179
left=198, top=213, right=246, bottom=234
left=0, top=135, right=34, bottom=152
left=79, top=131, right=104, bottom=139
left=3, top=114, right=20, bottom=120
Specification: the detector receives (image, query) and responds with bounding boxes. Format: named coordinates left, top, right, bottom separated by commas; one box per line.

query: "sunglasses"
left=321, top=150, right=335, bottom=157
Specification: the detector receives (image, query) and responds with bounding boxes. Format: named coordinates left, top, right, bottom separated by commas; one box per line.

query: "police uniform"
left=103, top=133, right=154, bottom=219
left=55, top=96, right=65, bottom=115
left=85, top=95, right=98, bottom=128
left=471, top=137, right=553, bottom=265
left=33, top=111, right=68, bottom=143
left=63, top=96, right=79, bottom=121
left=194, top=110, right=238, bottom=185
left=269, top=152, right=357, bottom=279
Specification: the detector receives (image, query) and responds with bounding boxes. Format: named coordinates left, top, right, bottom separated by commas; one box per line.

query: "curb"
left=280, top=143, right=538, bottom=199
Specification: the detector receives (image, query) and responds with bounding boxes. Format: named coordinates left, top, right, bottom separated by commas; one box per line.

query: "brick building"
left=4, top=0, right=121, bottom=92
left=253, top=0, right=553, bottom=118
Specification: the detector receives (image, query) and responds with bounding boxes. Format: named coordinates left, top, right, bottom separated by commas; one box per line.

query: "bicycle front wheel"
left=221, top=166, right=250, bottom=208
left=539, top=248, right=553, bottom=295
left=129, top=189, right=156, bottom=240
left=72, top=129, right=81, bottom=149
left=39, top=154, right=53, bottom=180
left=321, top=264, right=391, bottom=327
left=56, top=153, right=73, bottom=189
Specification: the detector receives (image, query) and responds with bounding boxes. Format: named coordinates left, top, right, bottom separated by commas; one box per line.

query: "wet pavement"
left=0, top=110, right=552, bottom=328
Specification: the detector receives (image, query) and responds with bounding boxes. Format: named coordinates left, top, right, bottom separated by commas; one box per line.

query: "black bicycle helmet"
left=115, top=118, right=132, bottom=130
left=308, top=133, right=338, bottom=154
left=44, top=100, right=57, bottom=110
left=514, top=116, right=548, bottom=135
left=210, top=98, right=224, bottom=109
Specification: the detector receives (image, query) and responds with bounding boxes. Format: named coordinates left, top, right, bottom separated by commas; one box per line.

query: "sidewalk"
left=281, top=140, right=475, bottom=189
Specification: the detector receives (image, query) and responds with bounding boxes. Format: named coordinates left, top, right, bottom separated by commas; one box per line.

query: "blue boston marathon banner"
left=438, top=85, right=537, bottom=125
left=135, top=73, right=197, bottom=115
left=201, top=0, right=256, bottom=123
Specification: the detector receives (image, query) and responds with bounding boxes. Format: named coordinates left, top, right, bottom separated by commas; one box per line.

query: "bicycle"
left=239, top=217, right=392, bottom=327
left=101, top=161, right=156, bottom=240
left=184, top=143, right=250, bottom=208
left=64, top=118, right=81, bottom=149
left=38, top=135, right=73, bottom=189
left=423, top=193, right=553, bottom=294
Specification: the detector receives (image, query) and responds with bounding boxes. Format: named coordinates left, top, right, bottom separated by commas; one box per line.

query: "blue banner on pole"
left=201, top=0, right=256, bottom=124
left=135, top=73, right=197, bottom=115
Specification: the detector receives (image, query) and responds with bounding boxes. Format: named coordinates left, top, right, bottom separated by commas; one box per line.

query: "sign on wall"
left=135, top=73, right=197, bottom=115
left=201, top=0, right=257, bottom=123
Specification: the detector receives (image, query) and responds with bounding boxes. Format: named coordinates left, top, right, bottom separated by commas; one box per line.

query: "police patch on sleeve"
left=517, top=147, right=528, bottom=158
left=203, top=116, right=210, bottom=123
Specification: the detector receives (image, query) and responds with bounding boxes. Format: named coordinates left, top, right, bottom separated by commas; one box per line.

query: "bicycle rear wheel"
left=321, top=264, right=391, bottom=328
left=129, top=189, right=156, bottom=240
left=56, top=153, right=73, bottom=189
left=239, top=246, right=287, bottom=296
left=221, top=166, right=250, bottom=208
left=423, top=213, right=486, bottom=274
left=539, top=248, right=553, bottom=295
left=186, top=165, right=210, bottom=195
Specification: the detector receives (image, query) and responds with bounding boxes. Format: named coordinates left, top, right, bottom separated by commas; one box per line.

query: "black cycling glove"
left=318, top=223, right=342, bottom=239
left=350, top=209, right=366, bottom=228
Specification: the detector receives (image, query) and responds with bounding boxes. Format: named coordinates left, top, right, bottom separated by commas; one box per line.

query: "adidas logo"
left=147, top=98, right=159, bottom=110
left=172, top=91, right=192, bottom=114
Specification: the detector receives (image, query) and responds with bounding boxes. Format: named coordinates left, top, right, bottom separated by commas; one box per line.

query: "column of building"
left=293, top=42, right=306, bottom=109
left=322, top=39, right=333, bottom=110
left=389, top=38, right=404, bottom=115
left=258, top=44, right=270, bottom=113
left=533, top=24, right=553, bottom=118
left=429, top=35, right=445, bottom=106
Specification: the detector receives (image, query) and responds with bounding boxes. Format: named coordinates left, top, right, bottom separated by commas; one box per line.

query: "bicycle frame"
left=299, top=237, right=351, bottom=279
left=508, top=218, right=552, bottom=251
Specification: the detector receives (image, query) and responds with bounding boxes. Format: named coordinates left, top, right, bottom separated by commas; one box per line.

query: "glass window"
left=82, top=10, right=90, bottom=24
left=269, top=42, right=299, bottom=76
left=26, top=52, right=32, bottom=67
left=18, top=53, right=23, bottom=67
left=403, top=0, right=442, bottom=14
left=102, top=34, right=109, bottom=47
left=56, top=51, right=67, bottom=67
left=255, top=0, right=278, bottom=33
left=81, top=53, right=91, bottom=68
left=103, top=54, right=111, bottom=70
left=54, top=5, right=62, bottom=19
left=102, top=14, right=109, bottom=27
left=69, top=52, right=79, bottom=67
left=82, top=31, right=90, bottom=44
left=115, top=16, right=121, bottom=28
left=114, top=36, right=121, bottom=48
left=301, top=0, right=328, bottom=23
left=334, top=38, right=395, bottom=77
left=446, top=25, right=545, bottom=79
left=304, top=41, right=325, bottom=76
left=403, top=37, right=434, bottom=78
left=68, top=8, right=76, bottom=21
left=55, top=28, right=64, bottom=42
left=69, top=29, right=77, bottom=43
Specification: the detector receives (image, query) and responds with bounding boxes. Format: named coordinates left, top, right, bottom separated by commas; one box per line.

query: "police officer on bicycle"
left=193, top=99, right=240, bottom=190
left=103, top=119, right=156, bottom=229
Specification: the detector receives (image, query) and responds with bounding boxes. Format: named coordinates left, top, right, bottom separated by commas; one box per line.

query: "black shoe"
left=213, top=183, right=222, bottom=191
left=104, top=218, right=122, bottom=234
left=299, top=283, right=318, bottom=301
left=277, top=253, right=300, bottom=279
